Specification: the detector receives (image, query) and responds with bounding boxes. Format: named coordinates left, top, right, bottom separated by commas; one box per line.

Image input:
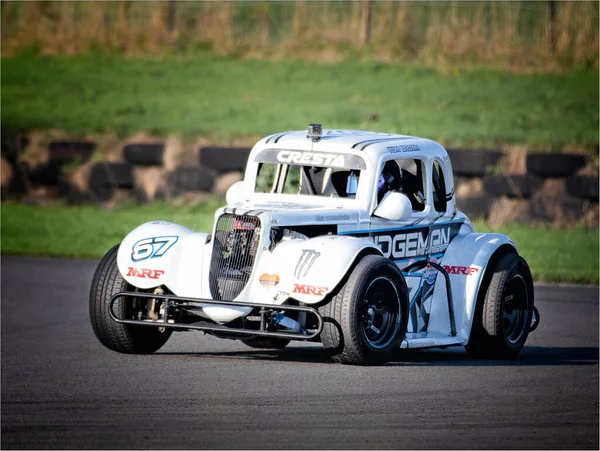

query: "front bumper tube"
left=109, top=291, right=324, bottom=341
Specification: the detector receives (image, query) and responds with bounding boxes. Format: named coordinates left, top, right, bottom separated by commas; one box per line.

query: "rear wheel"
left=89, top=244, right=172, bottom=354
left=319, top=255, right=409, bottom=365
left=466, top=253, right=534, bottom=359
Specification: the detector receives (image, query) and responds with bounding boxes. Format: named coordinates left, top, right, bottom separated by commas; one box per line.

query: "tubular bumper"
left=109, top=292, right=323, bottom=340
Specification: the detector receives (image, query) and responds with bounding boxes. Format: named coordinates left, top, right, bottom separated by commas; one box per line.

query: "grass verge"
left=1, top=55, right=598, bottom=149
left=1, top=202, right=597, bottom=285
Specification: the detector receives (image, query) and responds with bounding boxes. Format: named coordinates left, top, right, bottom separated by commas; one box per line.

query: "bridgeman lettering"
left=373, top=227, right=451, bottom=259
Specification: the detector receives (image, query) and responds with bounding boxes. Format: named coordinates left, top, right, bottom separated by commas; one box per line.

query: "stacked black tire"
left=1, top=136, right=98, bottom=203
left=448, top=148, right=503, bottom=218
left=451, top=149, right=597, bottom=223
left=123, top=143, right=165, bottom=204
left=525, top=153, right=596, bottom=224
left=128, top=144, right=251, bottom=203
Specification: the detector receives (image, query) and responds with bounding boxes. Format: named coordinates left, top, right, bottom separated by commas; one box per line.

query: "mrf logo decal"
left=445, top=265, right=479, bottom=276
left=293, top=284, right=328, bottom=296
left=126, top=267, right=165, bottom=279
left=366, top=223, right=461, bottom=259
left=276, top=151, right=345, bottom=167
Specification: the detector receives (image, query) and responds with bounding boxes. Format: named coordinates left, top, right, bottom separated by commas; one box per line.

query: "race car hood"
left=219, top=203, right=361, bottom=227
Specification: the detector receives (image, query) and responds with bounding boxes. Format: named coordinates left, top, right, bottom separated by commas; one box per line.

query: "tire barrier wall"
left=1, top=136, right=597, bottom=227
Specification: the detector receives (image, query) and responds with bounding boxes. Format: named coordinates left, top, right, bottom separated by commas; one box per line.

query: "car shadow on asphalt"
left=385, top=346, right=599, bottom=367
left=156, top=346, right=333, bottom=364
left=157, top=346, right=599, bottom=367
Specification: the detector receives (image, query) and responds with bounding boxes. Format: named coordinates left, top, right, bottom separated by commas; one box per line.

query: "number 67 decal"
left=131, top=236, right=179, bottom=262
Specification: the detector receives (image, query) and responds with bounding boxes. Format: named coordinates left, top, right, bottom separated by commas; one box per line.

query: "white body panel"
left=254, top=234, right=381, bottom=304
left=117, top=221, right=199, bottom=291
left=117, top=221, right=252, bottom=324
left=427, top=231, right=516, bottom=345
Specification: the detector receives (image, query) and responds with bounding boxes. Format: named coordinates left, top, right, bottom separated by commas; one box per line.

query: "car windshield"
left=253, top=149, right=366, bottom=198
left=255, top=163, right=362, bottom=198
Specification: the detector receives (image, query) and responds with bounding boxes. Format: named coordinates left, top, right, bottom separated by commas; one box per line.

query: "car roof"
left=255, top=129, right=449, bottom=162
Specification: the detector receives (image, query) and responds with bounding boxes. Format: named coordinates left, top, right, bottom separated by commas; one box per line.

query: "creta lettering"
left=292, top=284, right=328, bottom=296
left=126, top=267, right=165, bottom=279
left=276, top=151, right=345, bottom=167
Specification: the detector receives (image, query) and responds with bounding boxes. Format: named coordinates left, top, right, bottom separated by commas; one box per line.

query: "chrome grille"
left=209, top=214, right=261, bottom=301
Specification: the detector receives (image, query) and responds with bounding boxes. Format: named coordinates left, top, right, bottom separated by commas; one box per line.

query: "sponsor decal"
left=234, top=218, right=257, bottom=230
left=150, top=221, right=172, bottom=225
left=295, top=249, right=321, bottom=278
left=259, top=273, right=280, bottom=289
left=444, top=265, right=479, bottom=276
left=348, top=223, right=462, bottom=271
left=316, top=214, right=351, bottom=222
left=423, top=258, right=439, bottom=284
left=293, top=284, right=328, bottom=296
left=372, top=227, right=453, bottom=259
left=276, top=151, right=345, bottom=167
left=131, top=236, right=178, bottom=261
left=126, top=267, right=165, bottom=279
left=387, top=144, right=420, bottom=153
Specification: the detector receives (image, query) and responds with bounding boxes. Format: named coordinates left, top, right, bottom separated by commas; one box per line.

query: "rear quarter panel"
left=427, top=231, right=517, bottom=343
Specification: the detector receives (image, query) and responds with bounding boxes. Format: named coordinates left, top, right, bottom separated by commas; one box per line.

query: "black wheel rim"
left=503, top=274, right=529, bottom=344
left=359, top=276, right=401, bottom=349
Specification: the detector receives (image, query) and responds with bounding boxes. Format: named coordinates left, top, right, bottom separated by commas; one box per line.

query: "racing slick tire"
left=89, top=244, right=173, bottom=354
left=241, top=337, right=291, bottom=349
left=319, top=255, right=409, bottom=365
left=465, top=253, right=534, bottom=360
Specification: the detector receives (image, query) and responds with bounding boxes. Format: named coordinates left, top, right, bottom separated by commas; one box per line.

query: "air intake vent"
left=209, top=214, right=261, bottom=301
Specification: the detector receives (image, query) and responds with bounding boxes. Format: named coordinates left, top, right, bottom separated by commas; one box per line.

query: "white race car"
left=90, top=125, right=540, bottom=365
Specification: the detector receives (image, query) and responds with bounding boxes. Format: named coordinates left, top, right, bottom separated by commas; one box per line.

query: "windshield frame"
left=250, top=148, right=368, bottom=201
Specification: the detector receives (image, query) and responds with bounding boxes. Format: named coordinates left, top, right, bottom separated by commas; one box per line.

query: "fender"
left=256, top=235, right=382, bottom=304
left=117, top=220, right=209, bottom=293
left=426, top=232, right=516, bottom=344
left=117, top=220, right=252, bottom=324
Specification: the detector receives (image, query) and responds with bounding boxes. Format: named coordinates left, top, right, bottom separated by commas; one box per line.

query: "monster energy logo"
left=295, top=249, right=321, bottom=279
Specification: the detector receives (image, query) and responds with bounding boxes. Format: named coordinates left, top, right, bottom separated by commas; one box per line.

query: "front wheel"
left=319, top=255, right=409, bottom=365
left=465, top=253, right=534, bottom=359
left=89, top=244, right=173, bottom=354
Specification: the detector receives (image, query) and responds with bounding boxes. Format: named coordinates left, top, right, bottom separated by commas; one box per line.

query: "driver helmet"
left=377, top=161, right=401, bottom=202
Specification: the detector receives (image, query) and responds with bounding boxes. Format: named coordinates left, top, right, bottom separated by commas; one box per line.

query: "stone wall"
left=449, top=149, right=598, bottom=227
left=2, top=133, right=597, bottom=228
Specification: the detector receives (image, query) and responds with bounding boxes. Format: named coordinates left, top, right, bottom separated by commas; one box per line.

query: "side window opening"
left=377, top=159, right=426, bottom=212
left=432, top=160, right=447, bottom=213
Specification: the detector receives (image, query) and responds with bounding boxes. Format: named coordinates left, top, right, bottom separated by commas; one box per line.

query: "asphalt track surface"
left=1, top=256, right=598, bottom=450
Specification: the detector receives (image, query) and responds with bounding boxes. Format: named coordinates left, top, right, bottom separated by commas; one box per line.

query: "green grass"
left=471, top=220, right=598, bottom=285
left=2, top=203, right=597, bottom=284
left=0, top=201, right=220, bottom=260
left=1, top=54, right=598, bottom=149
